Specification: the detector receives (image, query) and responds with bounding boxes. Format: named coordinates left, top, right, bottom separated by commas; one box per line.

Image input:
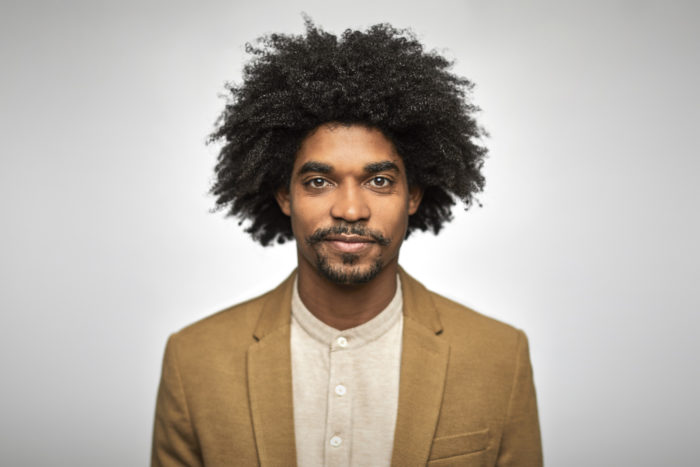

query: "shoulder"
left=418, top=284, right=535, bottom=408
left=400, top=268, right=528, bottom=359
left=173, top=270, right=296, bottom=341
left=165, top=287, right=276, bottom=367
left=177, top=290, right=268, bottom=339
left=430, top=290, right=524, bottom=345
left=400, top=267, right=524, bottom=344
left=166, top=270, right=295, bottom=361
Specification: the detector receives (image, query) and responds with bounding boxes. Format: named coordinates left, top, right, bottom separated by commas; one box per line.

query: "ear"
left=275, top=186, right=292, bottom=216
left=407, top=185, right=424, bottom=215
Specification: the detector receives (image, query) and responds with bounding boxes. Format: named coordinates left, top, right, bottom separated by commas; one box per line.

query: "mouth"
left=323, top=235, right=375, bottom=253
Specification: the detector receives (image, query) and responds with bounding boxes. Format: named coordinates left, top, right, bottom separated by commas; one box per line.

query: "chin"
left=315, top=255, right=384, bottom=285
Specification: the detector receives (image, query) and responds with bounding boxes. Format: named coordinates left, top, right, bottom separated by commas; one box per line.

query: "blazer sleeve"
left=496, top=330, right=543, bottom=467
left=152, top=334, right=204, bottom=467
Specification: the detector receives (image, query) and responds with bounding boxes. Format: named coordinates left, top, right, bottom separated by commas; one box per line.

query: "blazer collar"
left=252, top=266, right=444, bottom=339
left=248, top=271, right=297, bottom=466
left=252, top=270, right=296, bottom=341
left=392, top=267, right=449, bottom=465
left=248, top=267, right=449, bottom=467
left=398, top=266, right=444, bottom=334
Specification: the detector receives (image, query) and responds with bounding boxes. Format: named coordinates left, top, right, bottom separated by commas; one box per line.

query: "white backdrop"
left=1, top=1, right=698, bottom=465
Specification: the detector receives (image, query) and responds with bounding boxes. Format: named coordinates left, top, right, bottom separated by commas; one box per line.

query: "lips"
left=323, top=236, right=375, bottom=253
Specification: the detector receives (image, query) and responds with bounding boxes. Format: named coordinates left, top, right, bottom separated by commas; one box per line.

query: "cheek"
left=289, top=197, right=324, bottom=234
left=377, top=201, right=410, bottom=236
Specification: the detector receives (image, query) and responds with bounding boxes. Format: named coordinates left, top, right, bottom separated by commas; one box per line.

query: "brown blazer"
left=152, top=269, right=542, bottom=466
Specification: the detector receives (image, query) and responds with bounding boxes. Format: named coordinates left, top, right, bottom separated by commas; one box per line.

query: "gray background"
left=1, top=0, right=698, bottom=465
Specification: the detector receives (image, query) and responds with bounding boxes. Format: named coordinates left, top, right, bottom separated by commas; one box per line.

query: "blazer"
left=152, top=268, right=542, bottom=466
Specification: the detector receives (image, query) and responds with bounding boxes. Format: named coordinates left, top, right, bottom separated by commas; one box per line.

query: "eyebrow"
left=364, top=161, right=400, bottom=174
left=297, top=160, right=400, bottom=176
left=298, top=161, right=332, bottom=175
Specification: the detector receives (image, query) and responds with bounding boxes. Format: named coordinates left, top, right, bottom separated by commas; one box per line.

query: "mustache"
left=306, top=224, right=391, bottom=246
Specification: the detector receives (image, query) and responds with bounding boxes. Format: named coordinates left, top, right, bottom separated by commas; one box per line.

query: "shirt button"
left=330, top=435, right=342, bottom=447
left=336, top=336, right=348, bottom=347
left=335, top=384, right=347, bottom=396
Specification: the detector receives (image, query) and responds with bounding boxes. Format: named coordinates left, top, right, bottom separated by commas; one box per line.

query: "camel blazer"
left=152, top=269, right=542, bottom=466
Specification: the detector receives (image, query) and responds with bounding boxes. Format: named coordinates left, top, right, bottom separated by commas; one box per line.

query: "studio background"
left=1, top=1, right=698, bottom=465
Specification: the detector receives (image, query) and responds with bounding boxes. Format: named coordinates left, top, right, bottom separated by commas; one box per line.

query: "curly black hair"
left=209, top=18, right=487, bottom=246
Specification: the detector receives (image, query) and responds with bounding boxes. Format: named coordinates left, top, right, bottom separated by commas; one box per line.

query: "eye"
left=306, top=177, right=329, bottom=189
left=368, top=176, right=392, bottom=188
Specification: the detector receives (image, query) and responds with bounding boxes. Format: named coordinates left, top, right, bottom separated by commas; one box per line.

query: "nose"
left=330, top=184, right=370, bottom=222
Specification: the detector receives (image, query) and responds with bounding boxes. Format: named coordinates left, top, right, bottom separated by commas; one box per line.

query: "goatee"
left=305, top=223, right=390, bottom=285
left=315, top=254, right=384, bottom=285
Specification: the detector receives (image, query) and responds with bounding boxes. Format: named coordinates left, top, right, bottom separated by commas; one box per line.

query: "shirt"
left=290, top=276, right=403, bottom=467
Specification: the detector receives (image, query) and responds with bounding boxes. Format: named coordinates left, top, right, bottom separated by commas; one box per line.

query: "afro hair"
left=209, top=18, right=487, bottom=246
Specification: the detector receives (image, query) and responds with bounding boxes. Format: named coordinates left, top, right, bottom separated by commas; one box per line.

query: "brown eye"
left=308, top=178, right=327, bottom=188
left=369, top=176, right=391, bottom=188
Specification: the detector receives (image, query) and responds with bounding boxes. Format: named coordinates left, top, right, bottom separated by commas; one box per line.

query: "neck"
left=296, top=256, right=399, bottom=331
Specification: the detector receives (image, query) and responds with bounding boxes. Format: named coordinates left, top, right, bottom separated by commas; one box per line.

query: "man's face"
left=276, top=124, right=423, bottom=285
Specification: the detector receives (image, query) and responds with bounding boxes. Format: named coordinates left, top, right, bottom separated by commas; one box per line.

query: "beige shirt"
left=290, top=276, right=404, bottom=467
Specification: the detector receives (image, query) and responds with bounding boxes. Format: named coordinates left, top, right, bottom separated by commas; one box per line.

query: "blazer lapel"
left=247, top=272, right=297, bottom=466
left=391, top=269, right=450, bottom=467
left=246, top=269, right=449, bottom=466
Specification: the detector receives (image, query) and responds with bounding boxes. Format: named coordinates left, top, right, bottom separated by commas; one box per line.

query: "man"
left=152, top=20, right=542, bottom=467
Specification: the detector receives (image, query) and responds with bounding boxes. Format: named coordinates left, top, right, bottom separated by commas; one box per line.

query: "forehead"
left=294, top=124, right=403, bottom=172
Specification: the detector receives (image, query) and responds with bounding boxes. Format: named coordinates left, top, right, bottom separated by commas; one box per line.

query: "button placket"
left=325, top=341, right=352, bottom=466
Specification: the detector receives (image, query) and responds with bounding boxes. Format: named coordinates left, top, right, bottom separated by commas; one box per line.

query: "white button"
left=335, top=384, right=347, bottom=396
left=336, top=336, right=348, bottom=347
left=330, top=435, right=342, bottom=447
